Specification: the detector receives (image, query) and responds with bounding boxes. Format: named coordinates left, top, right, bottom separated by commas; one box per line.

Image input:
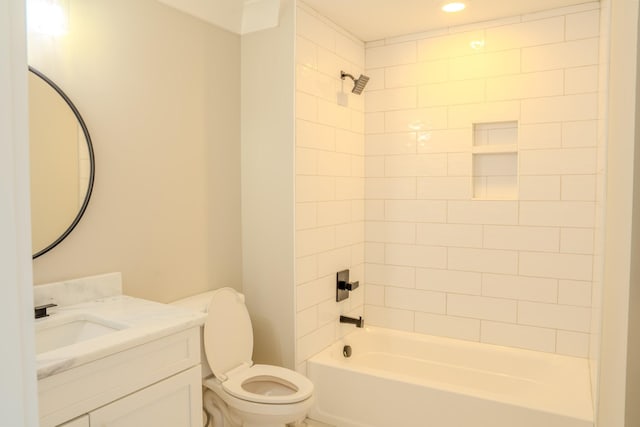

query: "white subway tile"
left=385, top=200, right=448, bottom=223
left=366, top=156, right=385, bottom=177
left=296, top=226, right=335, bottom=257
left=366, top=221, right=416, bottom=244
left=296, top=148, right=317, bottom=176
left=296, top=322, right=335, bottom=363
left=296, top=92, right=318, bottom=121
left=385, top=60, right=448, bottom=88
left=447, top=294, right=517, bottom=322
left=364, top=68, right=385, bottom=91
left=316, top=201, right=351, bottom=226
left=296, top=8, right=335, bottom=51
left=522, top=38, right=599, bottom=72
left=296, top=202, right=317, bottom=230
left=417, top=223, right=483, bottom=248
left=335, top=177, right=364, bottom=200
left=317, top=298, right=341, bottom=327
left=484, top=225, right=560, bottom=252
left=366, top=177, right=416, bottom=199
left=556, top=330, right=590, bottom=358
left=335, top=221, right=364, bottom=247
left=296, top=306, right=318, bottom=338
left=522, top=2, right=599, bottom=21
left=417, top=30, right=485, bottom=61
left=449, top=101, right=520, bottom=128
left=419, top=79, right=485, bottom=107
left=365, top=200, right=385, bottom=220
left=417, top=177, right=471, bottom=199
left=562, top=175, right=596, bottom=201
left=418, top=129, right=471, bottom=153
left=449, top=50, right=521, bottom=80
left=520, top=148, right=597, bottom=175
left=448, top=247, right=518, bottom=275
left=485, top=17, right=564, bottom=51
left=561, top=228, right=594, bottom=255
left=335, top=32, right=365, bottom=67
left=365, top=283, right=385, bottom=306
left=297, top=275, right=334, bottom=311
left=519, top=201, right=595, bottom=227
left=337, top=129, right=364, bottom=155
left=565, top=66, right=598, bottom=95
left=317, top=151, right=351, bottom=176
left=366, top=263, right=415, bottom=288
left=366, top=87, right=417, bottom=112
left=297, top=35, right=317, bottom=69
left=385, top=287, right=446, bottom=314
left=519, top=252, right=593, bottom=281
left=296, top=65, right=336, bottom=101
left=487, top=70, right=564, bottom=101
left=416, top=268, right=481, bottom=295
left=518, top=301, right=591, bottom=332
left=366, top=133, right=416, bottom=155
left=385, top=154, right=448, bottom=177
left=482, top=274, right=558, bottom=303
left=297, top=119, right=335, bottom=150
left=565, top=10, right=600, bottom=40
left=352, top=155, right=365, bottom=177
left=296, top=255, right=317, bottom=285
left=317, top=47, right=351, bottom=80
left=365, top=242, right=385, bottom=263
left=448, top=201, right=518, bottom=225
left=351, top=199, right=365, bottom=222
left=519, top=123, right=562, bottom=149
left=351, top=242, right=365, bottom=265
left=365, top=112, right=385, bottom=134
left=521, top=94, right=598, bottom=123
left=385, top=243, right=447, bottom=269
left=318, top=98, right=352, bottom=129
left=318, top=248, right=353, bottom=280
left=562, top=120, right=598, bottom=147
left=385, top=107, right=449, bottom=133
left=415, top=313, right=480, bottom=341
left=296, top=176, right=335, bottom=203
left=366, top=41, right=417, bottom=68
left=364, top=305, right=414, bottom=332
left=481, top=321, right=556, bottom=352
left=558, top=280, right=592, bottom=307
left=519, top=176, right=561, bottom=200
left=448, top=153, right=472, bottom=176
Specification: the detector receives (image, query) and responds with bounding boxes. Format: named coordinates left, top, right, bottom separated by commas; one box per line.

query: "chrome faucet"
left=340, top=315, right=364, bottom=328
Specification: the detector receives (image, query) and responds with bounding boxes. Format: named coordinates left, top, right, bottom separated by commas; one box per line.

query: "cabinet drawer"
left=40, top=328, right=200, bottom=427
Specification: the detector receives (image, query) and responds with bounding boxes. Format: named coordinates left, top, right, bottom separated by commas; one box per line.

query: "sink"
left=36, top=314, right=128, bottom=354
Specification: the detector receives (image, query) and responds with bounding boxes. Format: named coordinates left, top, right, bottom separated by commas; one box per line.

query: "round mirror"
left=28, top=66, right=95, bottom=259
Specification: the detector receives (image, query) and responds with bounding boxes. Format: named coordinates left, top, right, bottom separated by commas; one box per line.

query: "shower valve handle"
left=337, top=280, right=359, bottom=291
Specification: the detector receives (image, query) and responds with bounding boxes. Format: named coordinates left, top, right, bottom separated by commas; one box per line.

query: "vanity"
left=35, top=273, right=206, bottom=427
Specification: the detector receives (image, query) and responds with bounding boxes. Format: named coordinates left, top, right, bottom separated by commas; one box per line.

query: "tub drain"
left=343, top=345, right=352, bottom=358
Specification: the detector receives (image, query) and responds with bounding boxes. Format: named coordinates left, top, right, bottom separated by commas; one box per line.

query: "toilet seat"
left=222, top=364, right=314, bottom=404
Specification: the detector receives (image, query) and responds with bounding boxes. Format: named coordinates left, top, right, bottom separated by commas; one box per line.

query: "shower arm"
left=340, top=71, right=356, bottom=82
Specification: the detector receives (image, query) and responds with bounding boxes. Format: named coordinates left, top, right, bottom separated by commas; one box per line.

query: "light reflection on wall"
left=27, top=0, right=69, bottom=36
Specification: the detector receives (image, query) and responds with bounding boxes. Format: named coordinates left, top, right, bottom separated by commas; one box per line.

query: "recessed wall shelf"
left=472, top=122, right=518, bottom=200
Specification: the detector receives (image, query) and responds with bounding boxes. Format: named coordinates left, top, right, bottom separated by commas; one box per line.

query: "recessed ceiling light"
left=442, top=2, right=466, bottom=13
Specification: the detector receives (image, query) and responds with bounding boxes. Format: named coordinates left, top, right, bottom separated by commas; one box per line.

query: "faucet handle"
left=34, top=303, right=57, bottom=319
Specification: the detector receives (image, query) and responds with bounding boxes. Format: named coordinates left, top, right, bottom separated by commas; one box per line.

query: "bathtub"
left=307, top=327, right=593, bottom=427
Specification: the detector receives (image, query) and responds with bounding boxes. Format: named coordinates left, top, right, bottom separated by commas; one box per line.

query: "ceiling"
left=302, top=0, right=597, bottom=41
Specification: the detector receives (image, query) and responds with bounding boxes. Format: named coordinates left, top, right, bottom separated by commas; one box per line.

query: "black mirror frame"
left=29, top=66, right=96, bottom=259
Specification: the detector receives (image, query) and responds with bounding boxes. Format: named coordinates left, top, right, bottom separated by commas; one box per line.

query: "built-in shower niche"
left=472, top=121, right=518, bottom=200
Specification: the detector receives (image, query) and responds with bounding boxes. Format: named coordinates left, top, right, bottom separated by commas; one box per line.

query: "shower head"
left=341, top=71, right=370, bottom=95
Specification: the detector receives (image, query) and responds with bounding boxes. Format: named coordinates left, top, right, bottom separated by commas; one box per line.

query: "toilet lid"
left=204, top=288, right=253, bottom=378
left=222, top=364, right=314, bottom=404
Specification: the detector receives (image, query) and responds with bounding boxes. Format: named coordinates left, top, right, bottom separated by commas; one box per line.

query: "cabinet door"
left=89, top=366, right=202, bottom=427
left=58, top=415, right=89, bottom=427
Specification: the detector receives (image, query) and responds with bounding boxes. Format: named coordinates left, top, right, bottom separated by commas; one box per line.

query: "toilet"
left=172, top=288, right=314, bottom=427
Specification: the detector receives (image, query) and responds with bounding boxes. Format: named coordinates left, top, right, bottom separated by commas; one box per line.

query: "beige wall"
left=29, top=0, right=242, bottom=302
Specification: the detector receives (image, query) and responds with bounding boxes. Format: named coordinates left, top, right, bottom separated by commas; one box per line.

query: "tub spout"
left=340, top=315, right=364, bottom=328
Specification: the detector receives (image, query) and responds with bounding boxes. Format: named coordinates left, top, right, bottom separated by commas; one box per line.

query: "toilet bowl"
left=173, top=288, right=314, bottom=427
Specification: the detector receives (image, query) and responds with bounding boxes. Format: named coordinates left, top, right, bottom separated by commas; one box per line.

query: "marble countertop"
left=36, top=295, right=206, bottom=380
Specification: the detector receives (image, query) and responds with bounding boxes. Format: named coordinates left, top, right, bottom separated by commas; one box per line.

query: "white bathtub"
left=307, top=327, right=593, bottom=427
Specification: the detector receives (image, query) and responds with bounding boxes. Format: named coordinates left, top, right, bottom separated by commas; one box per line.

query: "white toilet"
left=173, top=288, right=314, bottom=427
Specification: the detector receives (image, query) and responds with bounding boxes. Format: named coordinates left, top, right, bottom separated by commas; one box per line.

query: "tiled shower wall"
left=363, top=2, right=601, bottom=357
left=294, top=3, right=366, bottom=370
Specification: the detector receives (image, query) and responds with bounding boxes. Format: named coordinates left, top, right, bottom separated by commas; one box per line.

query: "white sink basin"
left=36, top=314, right=128, bottom=354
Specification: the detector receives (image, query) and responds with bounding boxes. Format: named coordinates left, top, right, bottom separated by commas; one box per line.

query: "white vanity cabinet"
left=40, top=327, right=202, bottom=427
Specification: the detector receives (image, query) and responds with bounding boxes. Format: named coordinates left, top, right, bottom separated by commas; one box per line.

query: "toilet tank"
left=171, top=291, right=216, bottom=378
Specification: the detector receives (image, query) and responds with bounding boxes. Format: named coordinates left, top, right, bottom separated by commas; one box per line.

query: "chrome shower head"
left=341, top=71, right=370, bottom=95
